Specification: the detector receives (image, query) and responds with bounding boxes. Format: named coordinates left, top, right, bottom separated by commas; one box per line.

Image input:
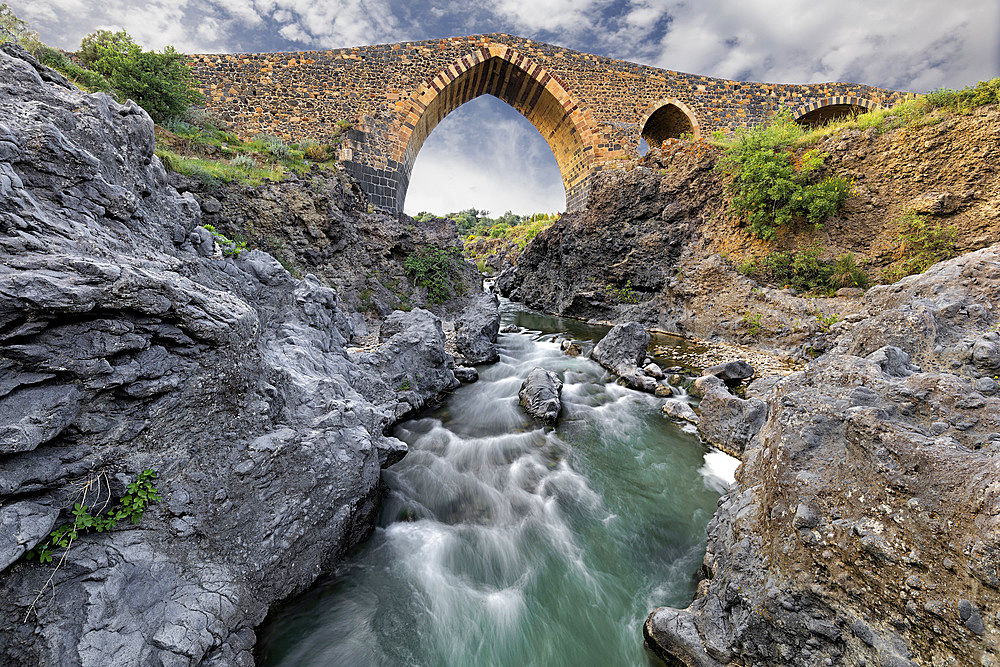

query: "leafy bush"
left=78, top=29, right=202, bottom=123
left=611, top=280, right=639, bottom=303
left=0, top=3, right=42, bottom=54
left=404, top=247, right=465, bottom=304
left=883, top=213, right=957, bottom=281
left=716, top=112, right=855, bottom=239
left=230, top=154, right=255, bottom=170
left=299, top=139, right=332, bottom=162
left=202, top=224, right=247, bottom=257
left=828, top=252, right=869, bottom=289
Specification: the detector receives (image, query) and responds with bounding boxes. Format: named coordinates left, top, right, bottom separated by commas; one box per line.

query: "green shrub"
left=741, top=311, right=763, bottom=337
left=230, top=154, right=255, bottom=170
left=883, top=212, right=957, bottom=280
left=611, top=279, right=639, bottom=304
left=404, top=247, right=465, bottom=304
left=717, top=112, right=854, bottom=239
left=78, top=29, right=202, bottom=123
left=0, top=3, right=42, bottom=54
left=299, top=139, right=332, bottom=162
left=202, top=224, right=247, bottom=257
left=829, top=252, right=869, bottom=289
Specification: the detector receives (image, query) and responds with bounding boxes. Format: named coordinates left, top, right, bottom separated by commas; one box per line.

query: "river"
left=257, top=303, right=738, bottom=666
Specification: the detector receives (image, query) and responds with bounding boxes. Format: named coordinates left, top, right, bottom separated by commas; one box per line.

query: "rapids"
left=258, top=305, right=738, bottom=666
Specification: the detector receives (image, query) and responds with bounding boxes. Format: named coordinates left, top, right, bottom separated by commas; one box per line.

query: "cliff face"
left=170, top=171, right=480, bottom=339
left=647, top=246, right=1000, bottom=665
left=502, top=105, right=1000, bottom=357
left=0, top=44, right=464, bottom=665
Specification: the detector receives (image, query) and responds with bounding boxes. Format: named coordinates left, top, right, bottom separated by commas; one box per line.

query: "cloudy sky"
left=12, top=0, right=1000, bottom=215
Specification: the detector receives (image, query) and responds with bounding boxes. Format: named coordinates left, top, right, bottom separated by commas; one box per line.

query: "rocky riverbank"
left=647, top=244, right=1000, bottom=665
left=0, top=43, right=493, bottom=666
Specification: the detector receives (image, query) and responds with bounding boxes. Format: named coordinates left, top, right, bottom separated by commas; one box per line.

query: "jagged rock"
left=0, top=46, right=465, bottom=666
left=654, top=384, right=674, bottom=397
left=647, top=246, right=1000, bottom=666
left=703, top=360, right=754, bottom=382
left=518, top=368, right=563, bottom=424
left=662, top=399, right=699, bottom=424
left=696, top=387, right=766, bottom=457
left=355, top=309, right=460, bottom=420
left=455, top=292, right=501, bottom=364
left=454, top=366, right=479, bottom=383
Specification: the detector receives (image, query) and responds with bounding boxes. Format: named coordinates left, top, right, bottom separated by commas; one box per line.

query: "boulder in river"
left=703, top=360, right=754, bottom=382
left=518, top=368, right=563, bottom=424
left=696, top=386, right=767, bottom=458
left=455, top=293, right=501, bottom=364
left=593, top=322, right=660, bottom=394
left=592, top=321, right=650, bottom=375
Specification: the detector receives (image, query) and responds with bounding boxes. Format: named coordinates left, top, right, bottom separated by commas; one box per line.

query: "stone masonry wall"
left=190, top=33, right=906, bottom=213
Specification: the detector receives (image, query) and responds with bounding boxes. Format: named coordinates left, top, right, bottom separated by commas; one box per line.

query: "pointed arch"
left=391, top=45, right=600, bottom=212
left=639, top=98, right=700, bottom=148
left=792, top=96, right=880, bottom=127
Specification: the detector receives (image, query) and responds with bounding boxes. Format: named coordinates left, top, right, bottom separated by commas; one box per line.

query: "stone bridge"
left=190, top=34, right=906, bottom=213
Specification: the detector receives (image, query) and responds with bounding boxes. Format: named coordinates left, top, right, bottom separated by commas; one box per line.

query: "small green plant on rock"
left=611, top=280, right=640, bottom=304
left=201, top=224, right=247, bottom=258
left=24, top=469, right=161, bottom=620
left=741, top=311, right=763, bottom=337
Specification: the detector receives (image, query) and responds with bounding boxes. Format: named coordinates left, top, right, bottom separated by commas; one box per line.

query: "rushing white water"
left=258, top=306, right=737, bottom=667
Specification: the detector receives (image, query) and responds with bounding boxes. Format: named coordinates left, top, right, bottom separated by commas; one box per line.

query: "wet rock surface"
left=0, top=45, right=462, bottom=666
left=592, top=321, right=658, bottom=392
left=646, top=245, right=1000, bottom=666
left=518, top=368, right=563, bottom=424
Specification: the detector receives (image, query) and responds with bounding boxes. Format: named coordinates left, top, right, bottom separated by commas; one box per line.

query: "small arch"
left=792, top=97, right=880, bottom=127
left=639, top=98, right=700, bottom=148
left=392, top=46, right=598, bottom=212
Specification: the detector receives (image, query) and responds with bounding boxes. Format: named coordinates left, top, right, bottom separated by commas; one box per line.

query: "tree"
left=78, top=30, right=202, bottom=123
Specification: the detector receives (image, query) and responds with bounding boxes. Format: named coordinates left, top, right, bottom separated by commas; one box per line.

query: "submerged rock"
left=518, top=368, right=563, bottom=424
left=662, top=399, right=699, bottom=424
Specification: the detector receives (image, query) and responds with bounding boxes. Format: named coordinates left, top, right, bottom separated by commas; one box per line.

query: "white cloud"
left=489, top=0, right=610, bottom=36
left=644, top=0, right=999, bottom=91
left=403, top=96, right=566, bottom=216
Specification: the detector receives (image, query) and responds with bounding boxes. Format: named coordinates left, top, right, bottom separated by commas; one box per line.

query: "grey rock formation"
left=176, top=168, right=481, bottom=330
left=0, top=45, right=461, bottom=666
left=592, top=321, right=658, bottom=392
left=518, top=368, right=563, bottom=424
left=696, top=387, right=767, bottom=457
left=646, top=245, right=1000, bottom=666
left=354, top=308, right=460, bottom=421
left=455, top=292, right=501, bottom=364
left=703, top=360, right=754, bottom=382
left=661, top=399, right=700, bottom=424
